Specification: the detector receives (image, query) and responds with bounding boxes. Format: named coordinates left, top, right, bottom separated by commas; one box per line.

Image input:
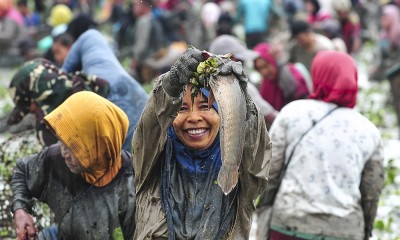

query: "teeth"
left=187, top=129, right=206, bottom=135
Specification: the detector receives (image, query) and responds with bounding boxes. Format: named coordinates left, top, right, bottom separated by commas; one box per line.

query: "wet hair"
left=53, top=33, right=74, bottom=47
left=291, top=20, right=312, bottom=37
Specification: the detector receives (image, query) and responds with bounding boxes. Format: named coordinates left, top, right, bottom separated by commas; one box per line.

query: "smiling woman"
left=172, top=87, right=220, bottom=150
left=132, top=47, right=271, bottom=239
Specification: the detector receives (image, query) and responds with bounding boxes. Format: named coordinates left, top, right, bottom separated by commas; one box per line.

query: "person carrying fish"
left=132, top=47, right=271, bottom=239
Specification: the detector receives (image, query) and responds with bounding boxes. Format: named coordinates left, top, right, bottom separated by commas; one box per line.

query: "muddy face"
left=60, top=141, right=83, bottom=174
left=173, top=87, right=220, bottom=151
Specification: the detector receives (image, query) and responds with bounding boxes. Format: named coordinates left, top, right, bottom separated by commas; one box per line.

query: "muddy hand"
left=14, top=209, right=38, bottom=240
left=163, top=47, right=206, bottom=97
left=219, top=61, right=248, bottom=84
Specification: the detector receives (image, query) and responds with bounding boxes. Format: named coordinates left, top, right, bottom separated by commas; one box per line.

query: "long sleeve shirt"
left=11, top=145, right=136, bottom=240
left=266, top=99, right=384, bottom=239
left=132, top=74, right=272, bottom=239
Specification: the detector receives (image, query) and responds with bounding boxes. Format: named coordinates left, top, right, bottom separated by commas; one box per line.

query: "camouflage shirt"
left=8, top=58, right=109, bottom=145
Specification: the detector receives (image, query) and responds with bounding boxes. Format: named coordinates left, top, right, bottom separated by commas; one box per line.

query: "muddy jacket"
left=132, top=74, right=272, bottom=239
left=11, top=144, right=136, bottom=240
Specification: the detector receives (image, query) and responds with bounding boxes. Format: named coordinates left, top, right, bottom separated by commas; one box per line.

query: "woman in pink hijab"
left=0, top=0, right=24, bottom=26
left=254, top=42, right=310, bottom=111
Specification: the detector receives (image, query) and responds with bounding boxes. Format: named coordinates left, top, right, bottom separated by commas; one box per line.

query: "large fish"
left=208, top=73, right=247, bottom=195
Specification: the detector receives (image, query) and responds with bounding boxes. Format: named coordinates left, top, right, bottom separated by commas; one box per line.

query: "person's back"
left=62, top=29, right=149, bottom=151
left=265, top=51, right=384, bottom=240
left=289, top=20, right=334, bottom=72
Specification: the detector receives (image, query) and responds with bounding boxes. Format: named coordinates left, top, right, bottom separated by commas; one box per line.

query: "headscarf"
left=309, top=50, right=358, bottom=108
left=0, top=0, right=24, bottom=25
left=8, top=58, right=109, bottom=145
left=254, top=43, right=285, bottom=110
left=161, top=89, right=237, bottom=239
left=44, top=91, right=129, bottom=187
left=380, top=4, right=400, bottom=48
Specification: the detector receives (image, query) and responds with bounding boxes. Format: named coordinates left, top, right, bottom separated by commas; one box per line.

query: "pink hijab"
left=381, top=5, right=400, bottom=48
left=309, top=51, right=358, bottom=108
left=254, top=43, right=284, bottom=110
left=0, top=0, right=24, bottom=25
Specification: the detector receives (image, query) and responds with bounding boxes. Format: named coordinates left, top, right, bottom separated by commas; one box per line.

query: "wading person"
left=259, top=51, right=384, bottom=240
left=132, top=47, right=271, bottom=239
left=254, top=42, right=310, bottom=111
left=11, top=91, right=136, bottom=240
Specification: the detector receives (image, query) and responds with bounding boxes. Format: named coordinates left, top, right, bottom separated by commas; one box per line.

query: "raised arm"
left=133, top=48, right=206, bottom=192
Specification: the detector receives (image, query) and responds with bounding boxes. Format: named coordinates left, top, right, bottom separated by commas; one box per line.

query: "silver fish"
left=209, top=74, right=247, bottom=195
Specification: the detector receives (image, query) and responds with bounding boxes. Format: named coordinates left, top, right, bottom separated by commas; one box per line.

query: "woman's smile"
left=173, top=86, right=220, bottom=150
left=185, top=128, right=208, bottom=136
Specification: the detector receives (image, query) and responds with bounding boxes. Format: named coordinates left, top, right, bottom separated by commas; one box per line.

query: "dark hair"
left=216, top=13, right=234, bottom=36
left=291, top=20, right=312, bottom=37
left=66, top=14, right=97, bottom=40
left=307, top=0, right=321, bottom=16
left=53, top=33, right=75, bottom=47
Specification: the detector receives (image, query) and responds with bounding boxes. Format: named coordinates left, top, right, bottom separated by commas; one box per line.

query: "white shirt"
left=268, top=99, right=383, bottom=239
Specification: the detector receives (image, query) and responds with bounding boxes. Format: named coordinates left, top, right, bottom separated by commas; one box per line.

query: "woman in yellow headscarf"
left=11, top=91, right=136, bottom=240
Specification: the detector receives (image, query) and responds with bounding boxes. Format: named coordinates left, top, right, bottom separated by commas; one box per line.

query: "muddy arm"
left=11, top=147, right=54, bottom=214
left=132, top=73, right=182, bottom=193
left=238, top=95, right=272, bottom=201
left=359, top=139, right=385, bottom=239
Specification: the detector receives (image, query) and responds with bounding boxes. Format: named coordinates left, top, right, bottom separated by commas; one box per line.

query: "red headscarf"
left=254, top=43, right=284, bottom=110
left=309, top=50, right=357, bottom=108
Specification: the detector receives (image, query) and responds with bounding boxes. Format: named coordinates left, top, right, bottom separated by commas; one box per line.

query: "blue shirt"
left=237, top=0, right=272, bottom=33
left=62, top=29, right=149, bottom=151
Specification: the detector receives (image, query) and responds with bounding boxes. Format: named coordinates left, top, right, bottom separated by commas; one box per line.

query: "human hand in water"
left=14, top=209, right=38, bottom=240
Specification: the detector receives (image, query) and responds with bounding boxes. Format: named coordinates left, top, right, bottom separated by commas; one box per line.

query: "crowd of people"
left=0, top=0, right=396, bottom=239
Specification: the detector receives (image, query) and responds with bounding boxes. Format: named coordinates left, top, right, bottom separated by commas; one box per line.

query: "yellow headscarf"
left=44, top=91, right=129, bottom=187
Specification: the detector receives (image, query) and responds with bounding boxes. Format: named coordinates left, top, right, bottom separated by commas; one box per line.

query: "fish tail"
left=217, top=165, right=239, bottom=195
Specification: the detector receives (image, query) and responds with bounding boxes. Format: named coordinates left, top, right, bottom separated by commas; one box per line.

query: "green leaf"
left=374, top=220, right=385, bottom=231
left=112, top=227, right=123, bottom=240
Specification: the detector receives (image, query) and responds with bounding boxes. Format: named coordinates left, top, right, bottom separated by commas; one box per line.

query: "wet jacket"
left=132, top=74, right=271, bottom=239
left=11, top=144, right=136, bottom=240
